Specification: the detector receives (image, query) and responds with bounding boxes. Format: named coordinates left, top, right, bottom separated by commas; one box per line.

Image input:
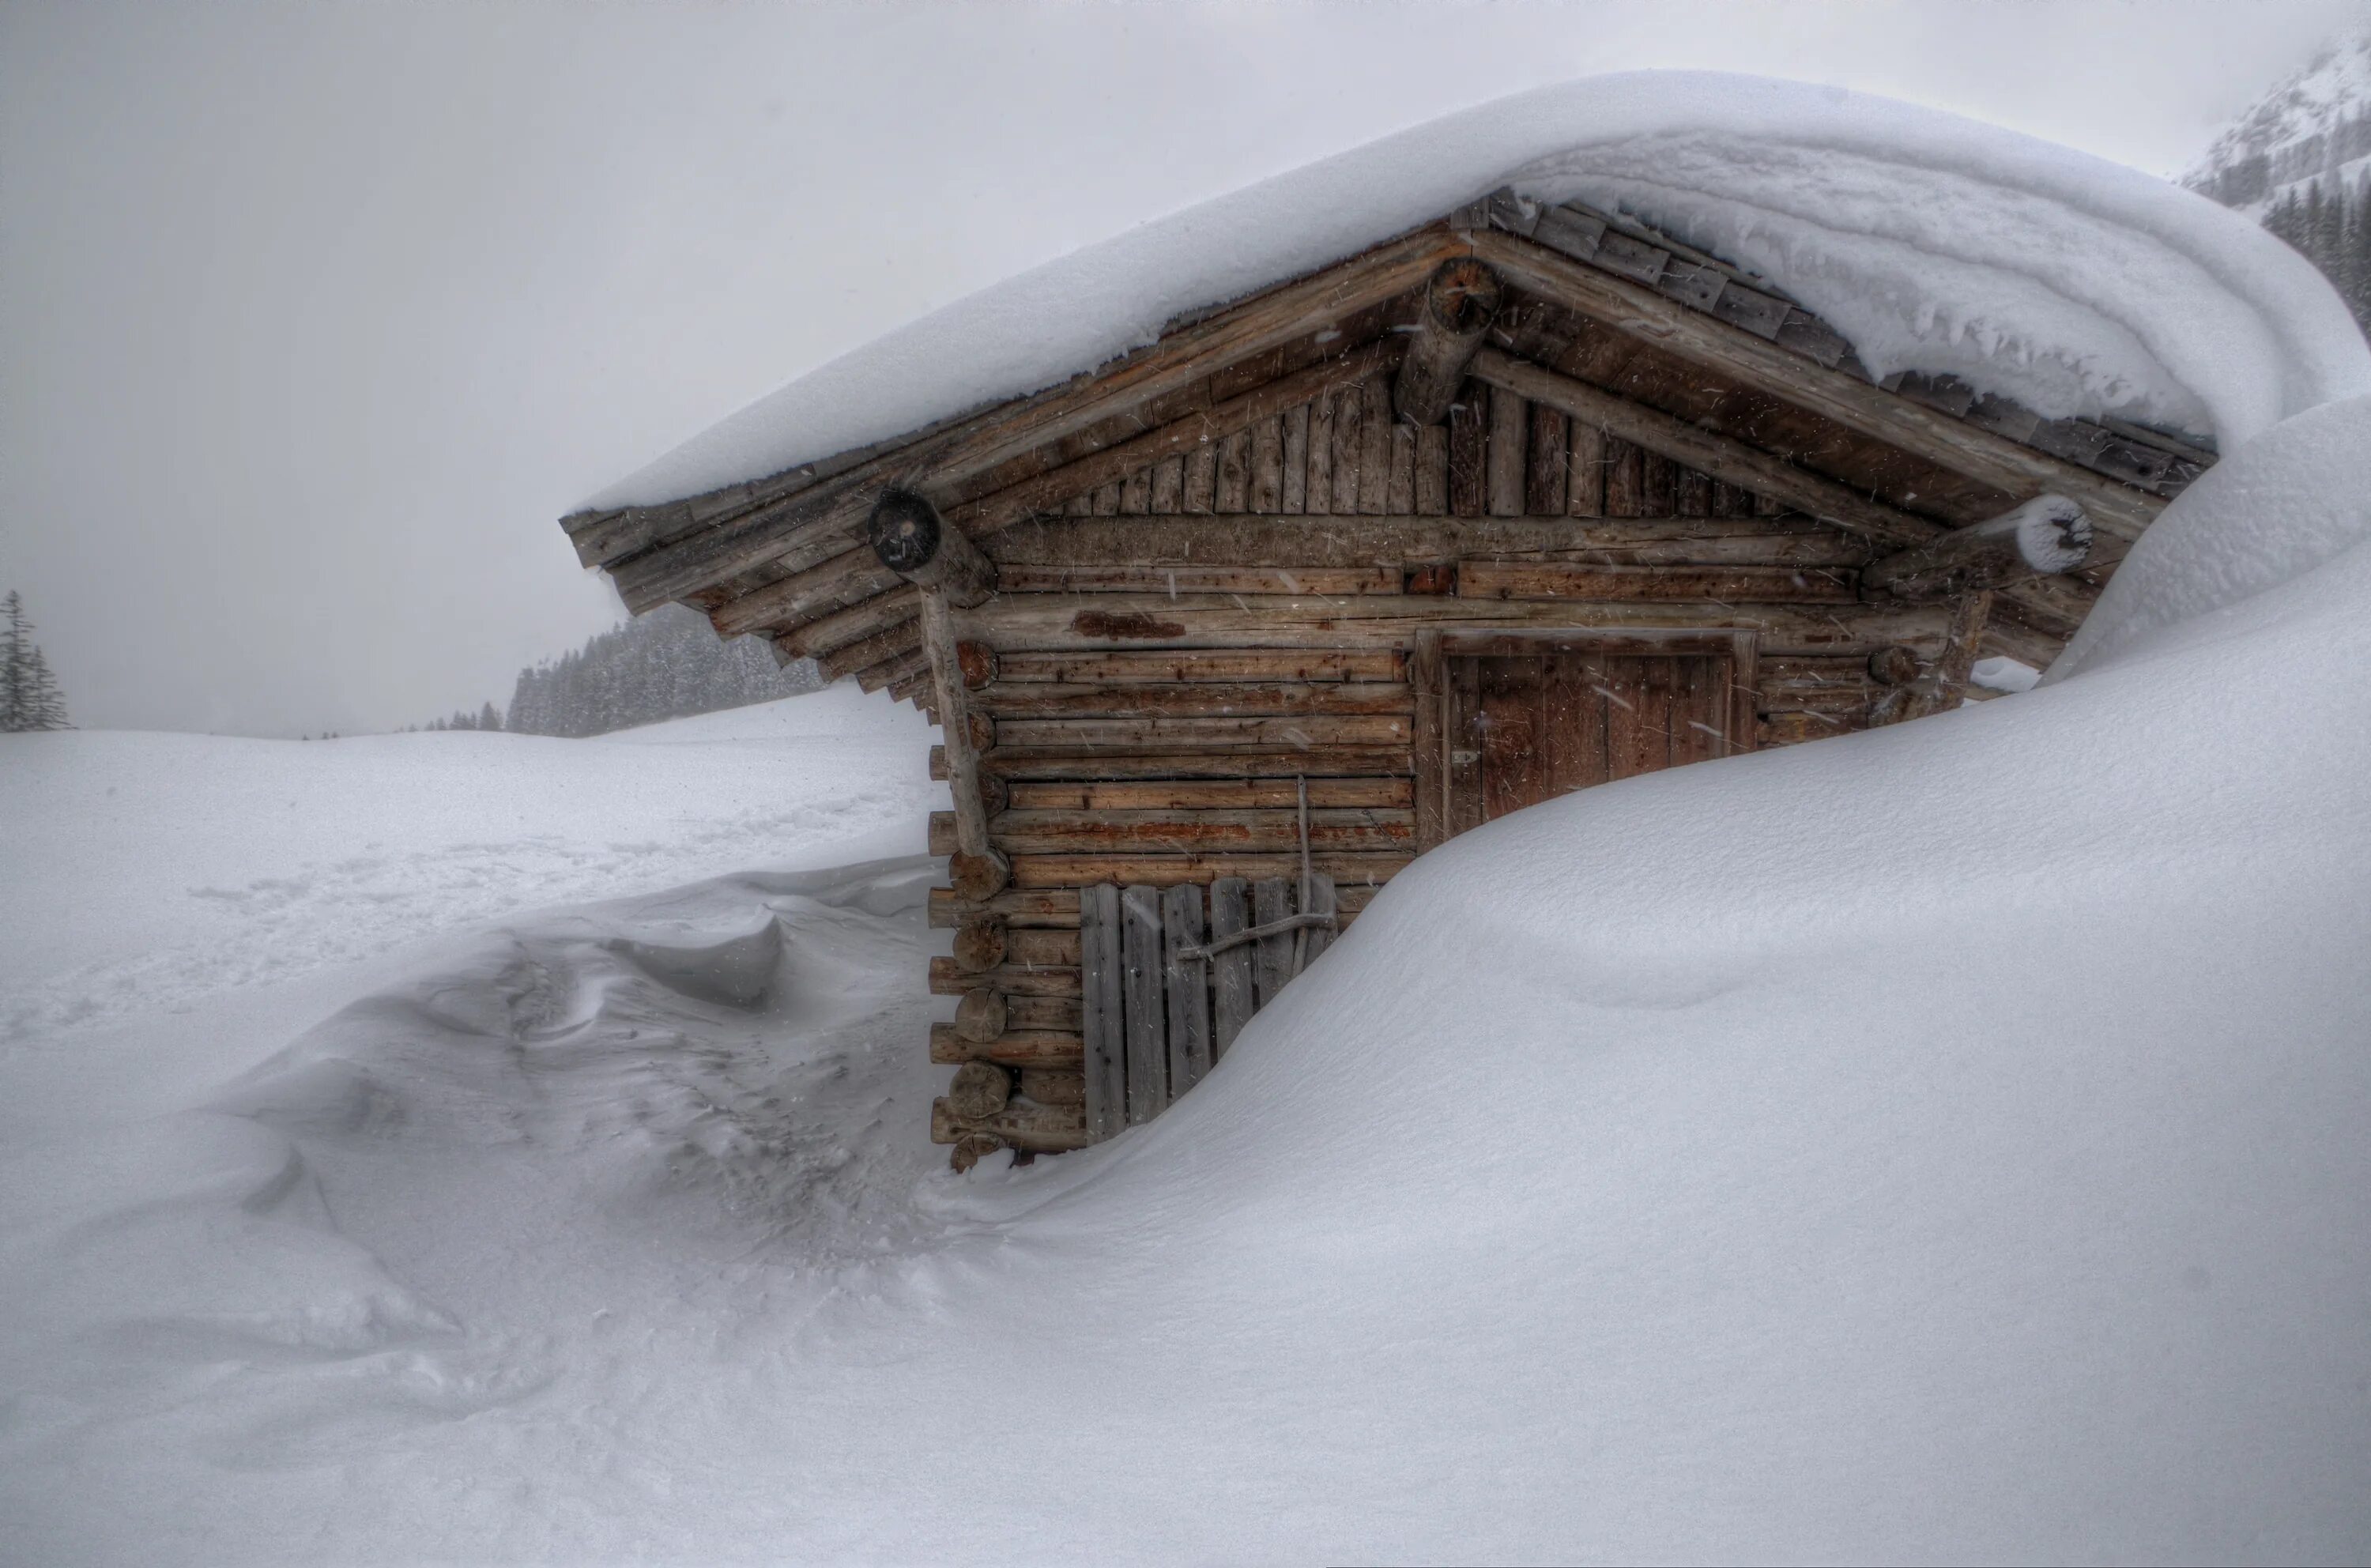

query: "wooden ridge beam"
left=1466, top=228, right=2164, bottom=547
left=927, top=806, right=1416, bottom=857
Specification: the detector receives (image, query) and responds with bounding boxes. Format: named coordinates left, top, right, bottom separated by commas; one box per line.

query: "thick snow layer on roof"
left=586, top=72, right=2370, bottom=511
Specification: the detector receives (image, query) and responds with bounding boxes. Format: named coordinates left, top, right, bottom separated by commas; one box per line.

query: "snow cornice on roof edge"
left=574, top=73, right=2367, bottom=522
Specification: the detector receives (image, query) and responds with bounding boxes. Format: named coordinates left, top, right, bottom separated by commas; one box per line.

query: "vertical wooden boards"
left=1527, top=403, right=1570, bottom=516
left=1280, top=405, right=1309, bottom=514
left=1448, top=380, right=1486, bottom=517
left=1410, top=631, right=1447, bottom=851
left=1120, top=466, right=1152, bottom=514
left=1415, top=424, right=1450, bottom=516
left=1252, top=878, right=1294, bottom=1007
left=1162, top=884, right=1213, bottom=1095
left=1214, top=428, right=1251, bottom=513
left=1445, top=653, right=1483, bottom=838
left=1182, top=443, right=1218, bottom=514
left=1385, top=424, right=1417, bottom=514
left=1668, top=654, right=1727, bottom=765
left=1604, top=653, right=1677, bottom=781
left=1331, top=383, right=1363, bottom=514
left=1358, top=377, right=1391, bottom=516
left=1150, top=455, right=1184, bottom=514
left=1306, top=392, right=1335, bottom=515
left=1079, top=883, right=1124, bottom=1141
left=1301, top=873, right=1339, bottom=967
left=1249, top=416, right=1285, bottom=512
left=1477, top=655, right=1544, bottom=822
left=1639, top=450, right=1677, bottom=514
left=1675, top=465, right=1713, bottom=517
left=1542, top=649, right=1608, bottom=797
left=1487, top=384, right=1527, bottom=517
left=1603, top=435, right=1643, bottom=516
left=1121, top=884, right=1167, bottom=1124
left=1567, top=423, right=1606, bottom=518
left=1209, top=876, right=1255, bottom=1058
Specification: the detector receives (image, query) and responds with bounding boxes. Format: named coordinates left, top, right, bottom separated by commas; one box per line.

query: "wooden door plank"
left=1487, top=384, right=1528, bottom=517
left=1478, top=654, right=1545, bottom=822
left=1209, top=876, right=1255, bottom=1058
left=1163, top=884, right=1214, bottom=1097
left=1253, top=878, right=1294, bottom=1007
left=1079, top=884, right=1124, bottom=1142
left=1120, top=884, right=1167, bottom=1123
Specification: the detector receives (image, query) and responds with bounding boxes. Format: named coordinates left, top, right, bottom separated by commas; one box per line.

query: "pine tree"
left=477, top=700, right=501, bottom=733
left=2, top=590, right=72, bottom=732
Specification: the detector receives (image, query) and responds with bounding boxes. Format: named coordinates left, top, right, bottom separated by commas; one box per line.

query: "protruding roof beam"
left=1861, top=495, right=2090, bottom=603
left=1392, top=258, right=1502, bottom=425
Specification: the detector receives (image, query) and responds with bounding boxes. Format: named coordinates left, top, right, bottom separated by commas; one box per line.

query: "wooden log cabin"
left=560, top=189, right=2213, bottom=1168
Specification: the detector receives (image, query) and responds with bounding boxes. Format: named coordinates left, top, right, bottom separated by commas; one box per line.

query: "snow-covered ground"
left=6, top=401, right=2369, bottom=1566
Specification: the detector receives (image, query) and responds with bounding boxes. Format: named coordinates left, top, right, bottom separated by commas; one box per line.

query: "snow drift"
left=8, top=394, right=2369, bottom=1561
left=587, top=71, right=2370, bottom=511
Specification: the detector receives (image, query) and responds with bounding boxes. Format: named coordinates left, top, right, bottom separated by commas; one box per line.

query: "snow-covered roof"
left=585, top=72, right=2370, bottom=514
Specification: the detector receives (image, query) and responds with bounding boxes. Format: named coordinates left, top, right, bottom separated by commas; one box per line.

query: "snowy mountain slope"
left=2184, top=29, right=2371, bottom=214
left=4, top=399, right=2366, bottom=1562
left=0, top=684, right=933, bottom=1044
left=590, top=73, right=2368, bottom=514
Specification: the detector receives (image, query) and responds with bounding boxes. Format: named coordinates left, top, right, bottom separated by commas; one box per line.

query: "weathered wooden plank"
left=1602, top=434, right=1643, bottom=517
left=1415, top=423, right=1450, bottom=515
left=1162, top=884, right=1213, bottom=1096
left=1120, top=466, right=1152, bottom=514
left=1487, top=384, right=1528, bottom=517
left=954, top=590, right=1956, bottom=655
left=1331, top=382, right=1364, bottom=514
left=1567, top=421, right=1606, bottom=517
left=1150, top=454, right=1184, bottom=514
left=977, top=681, right=1412, bottom=720
left=995, top=564, right=1401, bottom=596
left=991, top=647, right=1404, bottom=684
left=1214, top=428, right=1250, bottom=512
left=1078, top=883, right=1122, bottom=1141
left=1306, top=389, right=1335, bottom=516
left=1182, top=442, right=1218, bottom=514
left=1410, top=631, right=1446, bottom=851
left=1006, top=993, right=1081, bottom=1032
left=1011, top=854, right=1412, bottom=892
left=1252, top=879, right=1293, bottom=1007
left=990, top=714, right=1411, bottom=753
left=1386, top=424, right=1417, bottom=514
left=930, top=807, right=1415, bottom=857
left=986, top=512, right=1867, bottom=570
left=1004, top=927, right=1082, bottom=967
left=1675, top=464, right=1713, bottom=517
left=1470, top=228, right=2165, bottom=546
left=816, top=617, right=922, bottom=681
left=776, top=583, right=918, bottom=661
left=1208, top=876, right=1256, bottom=1060
left=1458, top=561, right=1856, bottom=604
left=1448, top=382, right=1487, bottom=517
left=929, top=1023, right=1083, bottom=1068
left=1359, top=377, right=1393, bottom=516
left=1249, top=415, right=1284, bottom=512
left=1120, top=884, right=1167, bottom=1124
left=855, top=648, right=929, bottom=694
left=1008, top=778, right=1412, bottom=812
left=1527, top=402, right=1570, bottom=517
left=940, top=744, right=1415, bottom=783
left=1280, top=403, right=1310, bottom=514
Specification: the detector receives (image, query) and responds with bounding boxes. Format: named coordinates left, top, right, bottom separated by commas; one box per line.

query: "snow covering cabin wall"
left=586, top=72, right=2370, bottom=512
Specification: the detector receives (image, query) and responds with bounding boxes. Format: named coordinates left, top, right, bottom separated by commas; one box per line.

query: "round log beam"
left=1861, top=494, right=2090, bottom=602
left=1868, top=645, right=1921, bottom=686
left=1392, top=258, right=1503, bottom=427
left=948, top=1061, right=1014, bottom=1121
left=952, top=917, right=1008, bottom=973
left=866, top=489, right=998, bottom=608
left=953, top=987, right=1008, bottom=1043
left=948, top=848, right=1012, bottom=903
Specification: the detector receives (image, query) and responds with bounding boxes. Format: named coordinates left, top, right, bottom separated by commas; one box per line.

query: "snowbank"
left=0, top=683, right=933, bottom=1042
left=586, top=72, right=2369, bottom=511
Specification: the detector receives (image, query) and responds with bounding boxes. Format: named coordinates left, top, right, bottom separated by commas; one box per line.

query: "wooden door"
left=1426, top=632, right=1755, bottom=841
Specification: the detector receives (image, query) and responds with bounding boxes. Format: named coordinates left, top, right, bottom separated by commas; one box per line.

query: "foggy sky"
left=4, top=0, right=2365, bottom=737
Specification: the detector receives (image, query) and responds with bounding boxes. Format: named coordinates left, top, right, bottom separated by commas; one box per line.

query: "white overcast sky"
left=4, top=0, right=2366, bottom=736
